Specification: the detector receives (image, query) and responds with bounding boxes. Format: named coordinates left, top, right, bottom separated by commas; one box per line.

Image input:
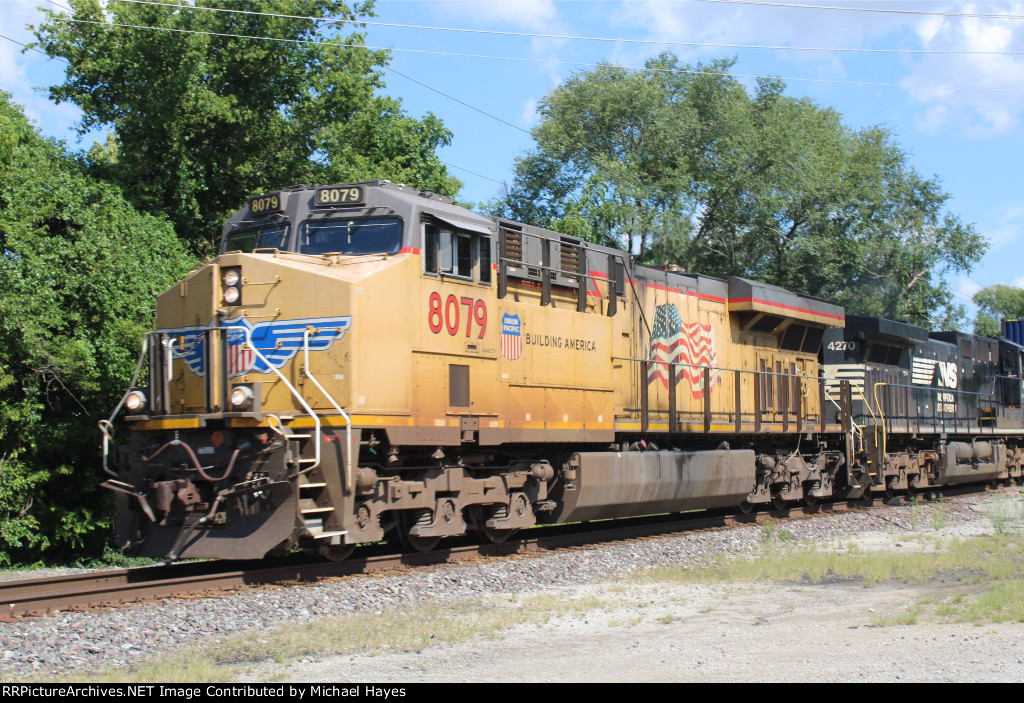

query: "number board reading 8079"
left=249, top=192, right=283, bottom=216
left=315, top=186, right=365, bottom=207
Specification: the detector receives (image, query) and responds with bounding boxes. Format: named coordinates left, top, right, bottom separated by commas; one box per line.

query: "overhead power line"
left=109, top=0, right=1024, bottom=56
left=0, top=31, right=70, bottom=64
left=438, top=160, right=508, bottom=186
left=9, top=11, right=1024, bottom=95
left=385, top=65, right=530, bottom=135
left=689, top=0, right=1024, bottom=20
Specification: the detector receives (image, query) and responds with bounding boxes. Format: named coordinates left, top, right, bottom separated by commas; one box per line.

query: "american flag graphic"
left=502, top=313, right=522, bottom=361
left=647, top=303, right=721, bottom=398
left=226, top=328, right=254, bottom=377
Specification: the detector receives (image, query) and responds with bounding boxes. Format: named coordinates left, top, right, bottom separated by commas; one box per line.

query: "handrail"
left=613, top=254, right=652, bottom=340
left=613, top=355, right=820, bottom=381
left=873, top=382, right=888, bottom=460
left=823, top=387, right=864, bottom=447
left=235, top=326, right=323, bottom=474
left=302, top=328, right=354, bottom=492
left=99, top=336, right=150, bottom=477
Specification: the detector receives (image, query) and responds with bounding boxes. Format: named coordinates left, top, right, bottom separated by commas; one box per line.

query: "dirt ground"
left=253, top=503, right=1024, bottom=683
left=259, top=579, right=1021, bottom=683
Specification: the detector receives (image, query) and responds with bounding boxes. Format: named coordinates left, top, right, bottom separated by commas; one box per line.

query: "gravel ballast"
left=1, top=490, right=1022, bottom=682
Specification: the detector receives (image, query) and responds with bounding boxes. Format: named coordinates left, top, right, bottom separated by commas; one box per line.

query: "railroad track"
left=0, top=493, right=942, bottom=619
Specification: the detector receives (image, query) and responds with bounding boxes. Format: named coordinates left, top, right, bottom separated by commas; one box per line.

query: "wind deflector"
left=428, top=213, right=495, bottom=236
left=726, top=277, right=844, bottom=328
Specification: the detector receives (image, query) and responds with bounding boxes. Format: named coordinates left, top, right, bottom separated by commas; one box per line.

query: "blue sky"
left=2, top=0, right=1022, bottom=322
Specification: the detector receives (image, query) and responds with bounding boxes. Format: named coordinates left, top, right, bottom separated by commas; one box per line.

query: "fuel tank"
left=551, top=449, right=756, bottom=523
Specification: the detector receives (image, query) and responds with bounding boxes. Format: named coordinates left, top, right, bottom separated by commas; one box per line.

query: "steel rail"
left=0, top=482, right=1000, bottom=619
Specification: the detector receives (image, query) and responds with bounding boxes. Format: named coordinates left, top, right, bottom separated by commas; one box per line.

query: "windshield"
left=299, top=217, right=404, bottom=256
left=224, top=225, right=289, bottom=253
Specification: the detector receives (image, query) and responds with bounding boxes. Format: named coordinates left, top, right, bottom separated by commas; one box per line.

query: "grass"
left=761, top=521, right=795, bottom=544
left=38, top=593, right=612, bottom=683
left=638, top=533, right=1024, bottom=587
left=870, top=606, right=922, bottom=627
left=608, top=614, right=644, bottom=627
left=635, top=524, right=1024, bottom=628
left=931, top=501, right=950, bottom=531
left=986, top=492, right=1023, bottom=534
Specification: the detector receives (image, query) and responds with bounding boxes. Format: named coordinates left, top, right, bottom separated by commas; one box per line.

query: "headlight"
left=223, top=286, right=240, bottom=304
left=229, top=385, right=254, bottom=409
left=125, top=390, right=147, bottom=412
left=223, top=268, right=241, bottom=287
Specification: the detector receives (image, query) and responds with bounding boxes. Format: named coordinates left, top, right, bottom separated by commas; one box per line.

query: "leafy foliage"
left=0, top=93, right=195, bottom=564
left=496, top=53, right=986, bottom=328
left=973, top=285, right=1024, bottom=336
left=34, top=0, right=458, bottom=254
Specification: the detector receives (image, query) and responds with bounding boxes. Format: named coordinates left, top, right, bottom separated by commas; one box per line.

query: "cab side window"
left=422, top=223, right=492, bottom=285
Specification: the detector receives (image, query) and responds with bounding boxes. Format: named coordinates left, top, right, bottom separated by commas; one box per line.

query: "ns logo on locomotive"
left=99, top=180, right=1024, bottom=561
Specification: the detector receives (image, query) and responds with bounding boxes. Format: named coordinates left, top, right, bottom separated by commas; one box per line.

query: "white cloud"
left=984, top=201, right=1024, bottom=251
left=0, top=39, right=30, bottom=96
left=955, top=273, right=983, bottom=299
left=902, top=3, right=1024, bottom=137
left=431, top=0, right=560, bottom=32
left=0, top=0, right=40, bottom=96
left=574, top=1, right=1024, bottom=137
left=520, top=96, right=539, bottom=126
left=613, top=0, right=905, bottom=63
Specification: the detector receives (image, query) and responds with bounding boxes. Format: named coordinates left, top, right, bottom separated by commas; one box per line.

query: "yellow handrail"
left=872, top=382, right=888, bottom=462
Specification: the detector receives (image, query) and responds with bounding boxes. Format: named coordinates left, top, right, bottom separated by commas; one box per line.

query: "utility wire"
left=384, top=65, right=530, bottom=135
left=0, top=31, right=70, bottom=64
left=105, top=0, right=1024, bottom=56
left=439, top=160, right=508, bottom=185
left=689, top=0, right=1024, bottom=21
left=19, top=7, right=530, bottom=135
left=8, top=12, right=1023, bottom=95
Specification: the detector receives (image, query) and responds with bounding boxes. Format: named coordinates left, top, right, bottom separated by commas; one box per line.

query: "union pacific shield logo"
left=501, top=313, right=522, bottom=361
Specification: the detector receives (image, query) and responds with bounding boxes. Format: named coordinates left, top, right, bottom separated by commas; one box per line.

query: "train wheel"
left=737, top=501, right=755, bottom=514
left=771, top=494, right=788, bottom=511
left=803, top=493, right=818, bottom=508
left=396, top=510, right=441, bottom=553
left=884, top=479, right=896, bottom=499
left=323, top=543, right=356, bottom=561
left=478, top=524, right=516, bottom=545
left=470, top=506, right=517, bottom=544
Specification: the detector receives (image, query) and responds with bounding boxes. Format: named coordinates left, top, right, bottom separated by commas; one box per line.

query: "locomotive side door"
left=755, top=352, right=778, bottom=428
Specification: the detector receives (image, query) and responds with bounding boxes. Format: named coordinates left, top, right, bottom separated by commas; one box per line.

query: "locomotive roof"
left=726, top=277, right=844, bottom=328
left=844, top=315, right=929, bottom=346
left=222, top=179, right=497, bottom=239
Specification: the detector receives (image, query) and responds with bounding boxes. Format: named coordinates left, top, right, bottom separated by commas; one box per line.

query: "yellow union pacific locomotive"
left=102, top=180, right=1011, bottom=562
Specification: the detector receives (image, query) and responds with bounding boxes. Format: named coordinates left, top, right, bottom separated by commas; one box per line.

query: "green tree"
left=973, top=284, right=1024, bottom=336
left=34, top=0, right=457, bottom=254
left=0, top=93, right=195, bottom=564
left=497, top=53, right=986, bottom=327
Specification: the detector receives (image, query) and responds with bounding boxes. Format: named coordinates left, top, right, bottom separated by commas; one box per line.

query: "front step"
left=303, top=516, right=346, bottom=540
